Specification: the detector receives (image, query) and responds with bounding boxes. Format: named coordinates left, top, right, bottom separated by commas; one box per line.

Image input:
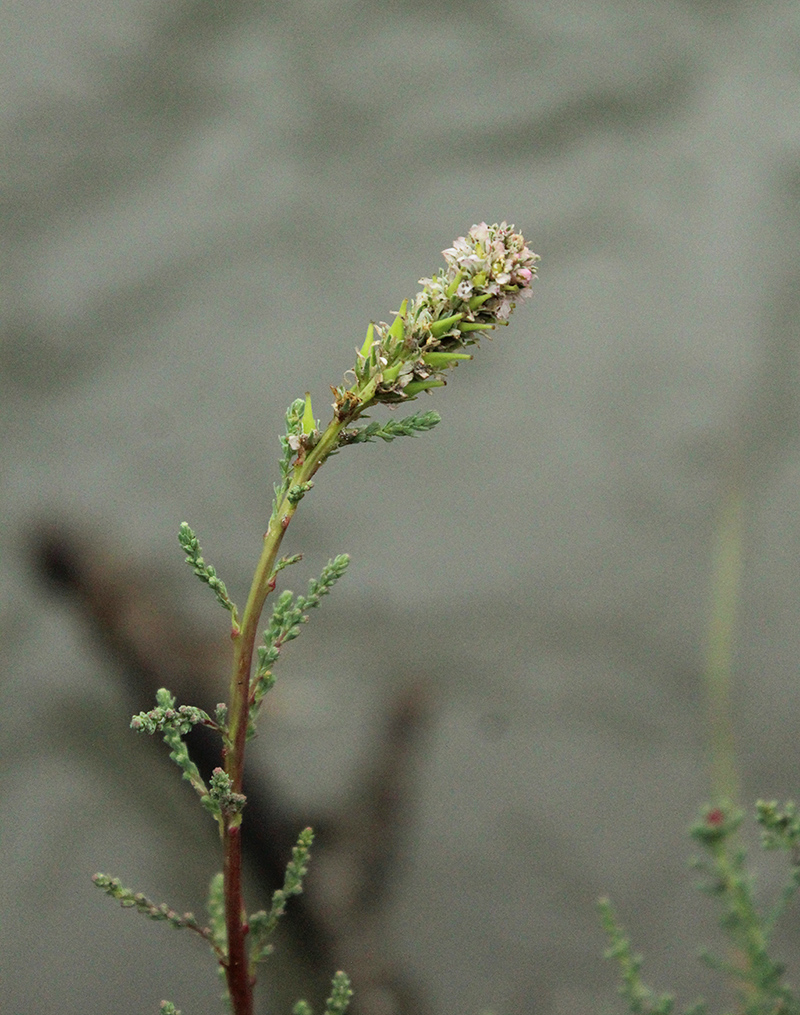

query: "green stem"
left=220, top=383, right=374, bottom=1014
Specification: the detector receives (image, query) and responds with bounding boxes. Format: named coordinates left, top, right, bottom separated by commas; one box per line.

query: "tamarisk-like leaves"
left=205, top=767, right=246, bottom=820
left=603, top=803, right=800, bottom=1015
left=249, top=555, right=350, bottom=730
left=271, top=398, right=307, bottom=523
left=598, top=897, right=678, bottom=1015
left=248, top=827, right=314, bottom=966
left=91, top=875, right=225, bottom=961
left=179, top=522, right=238, bottom=619
left=206, top=871, right=227, bottom=956
left=130, top=694, right=218, bottom=737
left=291, top=971, right=353, bottom=1015
left=757, top=799, right=800, bottom=855
left=689, top=804, right=800, bottom=1010
left=131, top=688, right=212, bottom=808
left=338, top=409, right=441, bottom=446
left=323, top=972, right=354, bottom=1015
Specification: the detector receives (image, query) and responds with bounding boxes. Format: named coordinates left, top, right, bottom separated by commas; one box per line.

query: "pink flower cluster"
left=416, top=221, right=539, bottom=330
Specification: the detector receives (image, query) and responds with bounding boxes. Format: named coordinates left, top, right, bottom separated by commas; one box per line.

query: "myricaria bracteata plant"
left=92, top=223, right=539, bottom=1015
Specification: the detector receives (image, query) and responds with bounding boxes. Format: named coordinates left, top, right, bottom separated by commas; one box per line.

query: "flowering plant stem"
left=95, top=222, right=538, bottom=1014
left=224, top=406, right=368, bottom=1011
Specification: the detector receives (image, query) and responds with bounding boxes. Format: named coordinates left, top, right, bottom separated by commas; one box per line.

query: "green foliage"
left=272, top=398, right=307, bottom=522
left=95, top=224, right=536, bottom=1015
left=130, top=693, right=218, bottom=738
left=206, top=872, right=227, bottom=956
left=287, top=481, right=314, bottom=505
left=248, top=827, right=314, bottom=966
left=131, top=688, right=212, bottom=807
left=323, top=971, right=353, bottom=1015
left=178, top=522, right=238, bottom=618
left=91, top=875, right=225, bottom=961
left=205, top=768, right=246, bottom=820
left=291, top=971, right=353, bottom=1015
left=757, top=799, right=800, bottom=855
left=249, top=555, right=350, bottom=728
left=338, top=409, right=441, bottom=446
left=598, top=897, right=677, bottom=1015
left=603, top=802, right=800, bottom=1015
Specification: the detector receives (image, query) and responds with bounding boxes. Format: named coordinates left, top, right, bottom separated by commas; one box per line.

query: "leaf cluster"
left=270, top=398, right=307, bottom=522
left=337, top=409, right=441, bottom=446
left=130, top=688, right=216, bottom=807
left=757, top=799, right=800, bottom=859
left=248, top=827, right=314, bottom=966
left=598, top=897, right=680, bottom=1015
left=602, top=801, right=800, bottom=1015
left=179, top=523, right=238, bottom=618
left=292, top=972, right=353, bottom=1015
left=91, top=874, right=224, bottom=961
left=249, top=554, right=350, bottom=729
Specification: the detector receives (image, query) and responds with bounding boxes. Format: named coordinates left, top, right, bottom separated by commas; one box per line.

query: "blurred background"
left=4, top=0, right=800, bottom=1012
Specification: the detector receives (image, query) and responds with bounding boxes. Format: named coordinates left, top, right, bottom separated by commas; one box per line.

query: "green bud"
left=403, top=378, right=446, bottom=397
left=429, top=313, right=464, bottom=338
left=421, top=352, right=472, bottom=368
left=458, top=322, right=495, bottom=333
left=359, top=322, right=375, bottom=358
left=445, top=270, right=464, bottom=298
left=468, top=292, right=493, bottom=310
left=301, top=392, right=315, bottom=435
left=287, top=481, right=313, bottom=505
left=387, top=299, right=408, bottom=342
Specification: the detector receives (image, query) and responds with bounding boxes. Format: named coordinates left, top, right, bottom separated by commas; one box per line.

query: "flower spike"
left=339, top=222, right=538, bottom=406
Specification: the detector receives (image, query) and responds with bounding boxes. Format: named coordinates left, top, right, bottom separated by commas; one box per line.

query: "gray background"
left=4, top=0, right=800, bottom=1012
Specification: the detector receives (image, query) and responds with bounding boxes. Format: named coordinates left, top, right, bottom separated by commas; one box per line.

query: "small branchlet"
left=206, top=871, right=227, bottom=956
left=92, top=875, right=225, bottom=961
left=598, top=897, right=678, bottom=1015
left=131, top=689, right=211, bottom=804
left=203, top=767, right=246, bottom=821
left=248, top=827, right=314, bottom=967
left=291, top=971, right=353, bottom=1015
left=755, top=799, right=800, bottom=939
left=249, top=555, right=350, bottom=730
left=272, top=398, right=307, bottom=521
left=131, top=698, right=218, bottom=738
left=273, top=553, right=303, bottom=576
left=178, top=522, right=238, bottom=622
left=690, top=804, right=792, bottom=1010
left=288, top=481, right=314, bottom=506
left=603, top=803, right=800, bottom=1015
left=338, top=409, right=441, bottom=446
left=757, top=799, right=800, bottom=855
left=323, top=971, right=354, bottom=1015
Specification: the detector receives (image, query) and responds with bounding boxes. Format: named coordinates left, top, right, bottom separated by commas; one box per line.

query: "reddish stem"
left=223, top=823, right=253, bottom=1015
